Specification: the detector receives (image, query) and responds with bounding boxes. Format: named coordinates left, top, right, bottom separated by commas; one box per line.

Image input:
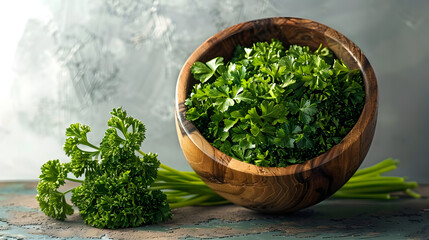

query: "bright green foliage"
left=36, top=108, right=172, bottom=228
left=64, top=123, right=99, bottom=177
left=36, top=160, right=73, bottom=220
left=186, top=40, right=366, bottom=167
left=71, top=151, right=170, bottom=228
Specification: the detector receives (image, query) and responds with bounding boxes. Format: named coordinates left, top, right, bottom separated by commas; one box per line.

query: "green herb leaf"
left=191, top=57, right=224, bottom=83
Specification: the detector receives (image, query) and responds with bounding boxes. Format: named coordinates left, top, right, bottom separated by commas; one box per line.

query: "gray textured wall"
left=1, top=0, right=428, bottom=181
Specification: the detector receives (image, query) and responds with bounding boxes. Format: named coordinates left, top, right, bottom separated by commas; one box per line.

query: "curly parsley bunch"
left=185, top=39, right=365, bottom=167
left=36, top=108, right=171, bottom=228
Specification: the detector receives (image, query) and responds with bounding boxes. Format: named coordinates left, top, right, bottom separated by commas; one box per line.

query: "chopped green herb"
left=186, top=39, right=365, bottom=167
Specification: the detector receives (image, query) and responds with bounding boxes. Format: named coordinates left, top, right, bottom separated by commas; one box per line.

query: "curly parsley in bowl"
left=185, top=39, right=365, bottom=167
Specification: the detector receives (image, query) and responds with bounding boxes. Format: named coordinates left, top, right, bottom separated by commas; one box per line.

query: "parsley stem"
left=343, top=178, right=406, bottom=188
left=65, top=177, right=84, bottom=183
left=137, top=149, right=147, bottom=156
left=333, top=192, right=392, bottom=200
left=158, top=163, right=202, bottom=181
left=165, top=196, right=187, bottom=202
left=164, top=191, right=192, bottom=198
left=194, top=200, right=231, bottom=206
left=347, top=176, right=403, bottom=183
left=339, top=183, right=418, bottom=194
left=405, top=189, right=421, bottom=198
left=157, top=170, right=200, bottom=183
left=151, top=185, right=214, bottom=194
left=353, top=158, right=398, bottom=177
left=152, top=182, right=208, bottom=187
left=169, top=195, right=212, bottom=209
left=63, top=187, right=77, bottom=194
left=82, top=141, right=100, bottom=150
left=154, top=157, right=420, bottom=208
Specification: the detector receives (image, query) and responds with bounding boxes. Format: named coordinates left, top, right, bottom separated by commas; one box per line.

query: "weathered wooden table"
left=0, top=182, right=428, bottom=239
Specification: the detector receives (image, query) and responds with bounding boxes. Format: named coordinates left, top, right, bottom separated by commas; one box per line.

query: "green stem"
left=137, top=149, right=147, bottom=156
left=65, top=177, right=84, bottom=183
left=342, top=178, right=406, bottom=189
left=349, top=165, right=398, bottom=182
left=63, top=187, right=77, bottom=194
left=370, top=165, right=398, bottom=176
left=348, top=173, right=379, bottom=181
left=169, top=195, right=212, bottom=209
left=152, top=182, right=208, bottom=187
left=154, top=157, right=420, bottom=208
left=151, top=185, right=215, bottom=194
left=157, top=171, right=200, bottom=183
left=196, top=200, right=231, bottom=206
left=82, top=141, right=100, bottom=151
left=333, top=192, right=392, bottom=200
left=347, top=176, right=404, bottom=183
left=163, top=191, right=190, bottom=197
left=158, top=163, right=201, bottom=181
left=353, top=158, right=397, bottom=177
left=165, top=196, right=188, bottom=203
left=405, top=189, right=421, bottom=198
left=339, top=182, right=418, bottom=194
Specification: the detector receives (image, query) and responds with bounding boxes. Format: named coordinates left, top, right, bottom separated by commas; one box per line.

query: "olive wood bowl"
left=175, top=17, right=378, bottom=213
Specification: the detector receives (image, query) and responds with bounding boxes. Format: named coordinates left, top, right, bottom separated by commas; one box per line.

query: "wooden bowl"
left=175, top=17, right=378, bottom=213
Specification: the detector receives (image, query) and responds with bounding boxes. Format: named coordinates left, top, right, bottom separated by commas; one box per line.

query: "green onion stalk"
left=333, top=158, right=420, bottom=199
left=152, top=158, right=420, bottom=208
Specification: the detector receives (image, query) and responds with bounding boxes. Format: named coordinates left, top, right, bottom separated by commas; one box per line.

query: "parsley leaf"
left=191, top=57, right=224, bottom=83
left=297, top=98, right=318, bottom=124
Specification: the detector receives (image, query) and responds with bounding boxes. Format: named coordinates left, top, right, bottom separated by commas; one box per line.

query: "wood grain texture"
left=175, top=17, right=378, bottom=213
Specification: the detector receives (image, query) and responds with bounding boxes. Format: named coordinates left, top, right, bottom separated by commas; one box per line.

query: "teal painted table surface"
left=0, top=182, right=428, bottom=240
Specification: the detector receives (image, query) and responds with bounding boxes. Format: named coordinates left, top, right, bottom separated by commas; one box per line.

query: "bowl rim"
left=175, top=17, right=378, bottom=177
